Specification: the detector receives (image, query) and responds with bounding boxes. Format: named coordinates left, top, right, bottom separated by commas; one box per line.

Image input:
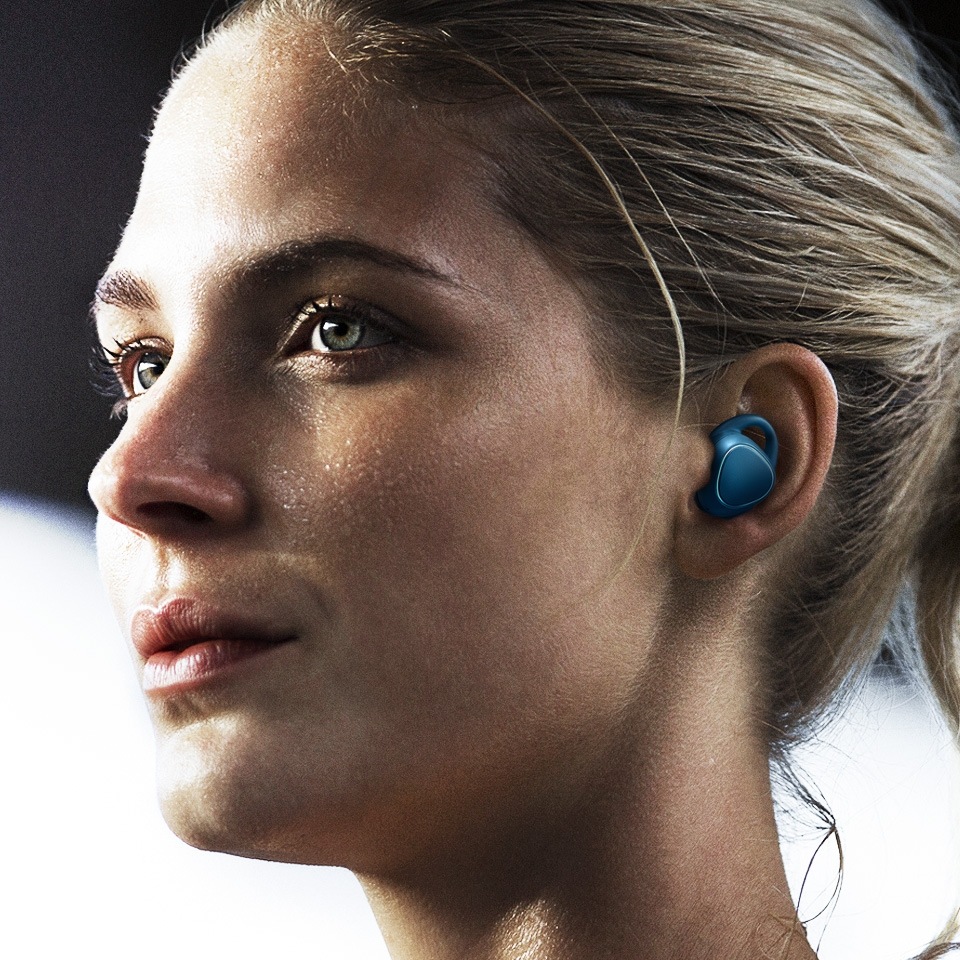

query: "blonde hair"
left=190, top=0, right=960, bottom=949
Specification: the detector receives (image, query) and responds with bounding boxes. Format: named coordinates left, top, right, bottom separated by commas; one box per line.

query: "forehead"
left=152, top=24, right=367, bottom=181
left=117, top=21, right=485, bottom=280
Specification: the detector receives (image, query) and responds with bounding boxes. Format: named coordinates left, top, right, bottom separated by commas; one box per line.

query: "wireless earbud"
left=695, top=414, right=778, bottom=519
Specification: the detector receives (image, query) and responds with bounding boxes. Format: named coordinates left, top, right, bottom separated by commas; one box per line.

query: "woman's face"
left=88, top=24, right=677, bottom=872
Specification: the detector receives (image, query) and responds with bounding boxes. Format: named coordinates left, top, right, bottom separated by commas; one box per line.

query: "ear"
left=673, top=343, right=838, bottom=580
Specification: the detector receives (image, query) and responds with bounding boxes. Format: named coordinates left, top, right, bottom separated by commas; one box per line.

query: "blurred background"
left=1, top=1, right=958, bottom=957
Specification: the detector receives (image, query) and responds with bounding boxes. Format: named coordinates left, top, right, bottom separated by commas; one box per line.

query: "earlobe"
left=674, top=343, right=838, bottom=581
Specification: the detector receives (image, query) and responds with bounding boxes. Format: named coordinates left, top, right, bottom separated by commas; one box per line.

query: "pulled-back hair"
left=186, top=0, right=960, bottom=951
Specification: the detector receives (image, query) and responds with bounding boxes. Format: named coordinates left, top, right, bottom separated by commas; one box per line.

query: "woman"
left=86, top=1, right=960, bottom=958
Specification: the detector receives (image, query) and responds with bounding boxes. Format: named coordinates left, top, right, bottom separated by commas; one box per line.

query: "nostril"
left=137, top=502, right=213, bottom=525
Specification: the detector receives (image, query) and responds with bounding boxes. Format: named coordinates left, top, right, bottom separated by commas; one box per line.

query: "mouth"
left=131, top=597, right=297, bottom=694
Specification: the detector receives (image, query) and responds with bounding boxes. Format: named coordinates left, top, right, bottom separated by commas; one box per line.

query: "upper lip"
left=131, top=596, right=296, bottom=659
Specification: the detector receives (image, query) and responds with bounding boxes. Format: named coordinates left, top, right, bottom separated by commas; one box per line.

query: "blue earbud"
left=695, top=414, right=778, bottom=519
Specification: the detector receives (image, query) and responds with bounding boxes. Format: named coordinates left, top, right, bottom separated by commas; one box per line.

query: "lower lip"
left=142, top=638, right=294, bottom=694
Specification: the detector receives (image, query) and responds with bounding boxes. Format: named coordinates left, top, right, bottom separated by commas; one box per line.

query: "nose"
left=88, top=384, right=254, bottom=539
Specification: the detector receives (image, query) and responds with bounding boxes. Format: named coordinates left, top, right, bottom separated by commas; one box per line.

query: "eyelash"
left=88, top=295, right=400, bottom=420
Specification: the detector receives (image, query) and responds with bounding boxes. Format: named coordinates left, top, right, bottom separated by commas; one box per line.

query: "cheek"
left=269, top=373, right=661, bottom=742
left=228, top=387, right=658, bottom=865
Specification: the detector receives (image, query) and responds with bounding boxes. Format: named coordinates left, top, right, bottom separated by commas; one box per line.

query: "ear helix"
left=695, top=415, right=779, bottom=519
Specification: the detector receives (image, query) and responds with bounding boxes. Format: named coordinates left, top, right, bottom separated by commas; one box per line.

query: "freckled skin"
left=88, top=22, right=832, bottom=960
left=89, top=24, right=673, bottom=872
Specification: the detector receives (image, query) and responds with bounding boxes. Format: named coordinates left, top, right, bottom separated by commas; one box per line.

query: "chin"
left=152, top=729, right=381, bottom=868
left=157, top=775, right=352, bottom=866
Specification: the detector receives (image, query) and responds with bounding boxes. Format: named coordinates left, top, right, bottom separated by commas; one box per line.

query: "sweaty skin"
left=89, top=21, right=834, bottom=960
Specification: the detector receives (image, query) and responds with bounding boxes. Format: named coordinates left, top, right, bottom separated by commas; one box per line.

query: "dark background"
left=2, top=1, right=958, bottom=522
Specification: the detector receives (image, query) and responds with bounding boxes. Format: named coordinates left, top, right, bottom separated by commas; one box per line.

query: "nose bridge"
left=125, top=334, right=245, bottom=464
left=88, top=342, right=255, bottom=533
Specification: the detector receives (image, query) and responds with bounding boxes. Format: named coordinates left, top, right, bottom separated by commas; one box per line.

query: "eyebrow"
left=90, top=234, right=462, bottom=326
left=93, top=270, right=159, bottom=315
left=228, top=235, right=461, bottom=293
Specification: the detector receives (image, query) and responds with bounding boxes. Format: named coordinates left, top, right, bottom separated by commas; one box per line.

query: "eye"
left=90, top=337, right=172, bottom=418
left=294, top=296, right=398, bottom=353
left=111, top=343, right=170, bottom=397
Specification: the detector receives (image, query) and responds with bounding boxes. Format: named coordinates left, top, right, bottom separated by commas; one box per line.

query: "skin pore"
left=86, top=21, right=837, bottom=960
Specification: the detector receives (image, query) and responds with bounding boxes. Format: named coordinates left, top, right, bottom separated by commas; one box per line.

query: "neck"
left=358, top=636, right=816, bottom=960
